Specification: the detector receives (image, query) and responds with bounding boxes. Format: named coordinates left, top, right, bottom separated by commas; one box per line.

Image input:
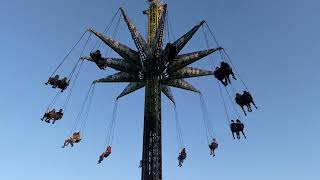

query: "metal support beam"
left=141, top=77, right=162, bottom=180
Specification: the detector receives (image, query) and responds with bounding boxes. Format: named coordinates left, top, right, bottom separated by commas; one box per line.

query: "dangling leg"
left=98, top=155, right=104, bottom=164
left=248, top=104, right=253, bottom=112
left=241, top=131, right=247, bottom=139
left=178, top=156, right=183, bottom=167
left=223, top=78, right=228, bottom=86
left=231, top=71, right=237, bottom=80
left=212, top=149, right=216, bottom=157
left=42, top=113, right=50, bottom=121
left=231, top=132, right=235, bottom=139
left=241, top=106, right=247, bottom=116
left=236, top=131, right=240, bottom=139
left=41, top=114, right=46, bottom=121
left=219, top=79, right=227, bottom=86
left=62, top=140, right=69, bottom=148
left=226, top=76, right=231, bottom=85
left=251, top=101, right=258, bottom=109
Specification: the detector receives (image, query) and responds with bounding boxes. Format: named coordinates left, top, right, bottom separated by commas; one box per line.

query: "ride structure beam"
left=94, top=72, right=141, bottom=83
left=120, top=7, right=150, bottom=63
left=142, top=76, right=162, bottom=180
left=167, top=48, right=222, bottom=72
left=162, top=79, right=200, bottom=93
left=167, top=67, right=214, bottom=80
left=117, top=82, right=145, bottom=99
left=81, top=56, right=140, bottom=74
left=160, top=85, right=175, bottom=104
left=87, top=28, right=142, bottom=67
left=172, top=21, right=206, bottom=55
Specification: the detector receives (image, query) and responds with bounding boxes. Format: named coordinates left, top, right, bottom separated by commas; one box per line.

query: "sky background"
left=0, top=0, right=319, bottom=179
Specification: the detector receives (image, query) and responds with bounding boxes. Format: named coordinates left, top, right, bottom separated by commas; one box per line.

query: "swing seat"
left=210, top=143, right=218, bottom=149
left=104, top=152, right=111, bottom=158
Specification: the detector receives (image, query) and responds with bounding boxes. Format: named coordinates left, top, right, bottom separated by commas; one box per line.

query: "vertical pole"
left=147, top=1, right=161, bottom=45
left=142, top=1, right=163, bottom=179
left=141, top=77, right=162, bottom=180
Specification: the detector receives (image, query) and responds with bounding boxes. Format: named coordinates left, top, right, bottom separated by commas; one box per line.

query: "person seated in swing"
left=209, top=138, right=218, bottom=157
left=236, top=119, right=246, bottom=139
left=41, top=109, right=56, bottom=123
left=220, top=61, right=236, bottom=84
left=235, top=93, right=243, bottom=105
left=214, top=67, right=227, bottom=86
left=90, top=50, right=107, bottom=70
left=242, top=91, right=257, bottom=112
left=98, top=146, right=112, bottom=164
left=45, top=75, right=59, bottom=88
left=90, top=50, right=103, bottom=61
left=235, top=92, right=256, bottom=116
left=235, top=93, right=248, bottom=116
left=51, top=109, right=64, bottom=124
left=230, top=120, right=238, bottom=139
left=62, top=132, right=81, bottom=148
left=214, top=62, right=236, bottom=86
left=178, top=148, right=187, bottom=167
left=57, top=77, right=69, bottom=92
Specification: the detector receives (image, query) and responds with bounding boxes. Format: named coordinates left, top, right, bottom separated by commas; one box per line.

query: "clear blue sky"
left=0, top=0, right=319, bottom=179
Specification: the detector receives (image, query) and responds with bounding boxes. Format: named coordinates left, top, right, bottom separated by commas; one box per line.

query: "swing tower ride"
left=84, top=0, right=221, bottom=179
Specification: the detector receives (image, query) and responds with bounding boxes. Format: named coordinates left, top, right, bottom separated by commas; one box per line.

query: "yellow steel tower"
left=144, top=0, right=166, bottom=45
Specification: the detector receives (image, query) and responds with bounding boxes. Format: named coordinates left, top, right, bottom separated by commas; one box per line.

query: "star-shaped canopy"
left=82, top=8, right=222, bottom=104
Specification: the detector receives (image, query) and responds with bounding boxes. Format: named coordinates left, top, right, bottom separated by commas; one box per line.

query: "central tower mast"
left=141, top=1, right=165, bottom=180
left=145, top=0, right=166, bottom=45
